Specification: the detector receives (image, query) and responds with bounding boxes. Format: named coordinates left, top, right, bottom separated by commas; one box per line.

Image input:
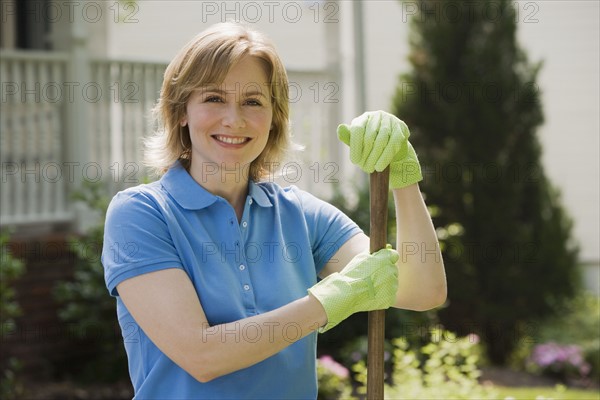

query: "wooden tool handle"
left=367, top=167, right=390, bottom=399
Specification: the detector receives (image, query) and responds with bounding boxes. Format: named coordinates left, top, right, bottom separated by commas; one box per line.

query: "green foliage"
left=392, top=0, right=580, bottom=363
left=0, top=358, right=25, bottom=400
left=0, top=232, right=26, bottom=400
left=352, top=329, right=496, bottom=399
left=322, top=328, right=599, bottom=400
left=0, top=232, right=25, bottom=326
left=53, top=180, right=127, bottom=383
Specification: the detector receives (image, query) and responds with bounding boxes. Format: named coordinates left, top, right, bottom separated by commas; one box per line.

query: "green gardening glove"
left=337, top=110, right=423, bottom=189
left=308, top=247, right=399, bottom=332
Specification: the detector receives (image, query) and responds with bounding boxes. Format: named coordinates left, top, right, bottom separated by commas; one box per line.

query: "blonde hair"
left=145, top=22, right=293, bottom=180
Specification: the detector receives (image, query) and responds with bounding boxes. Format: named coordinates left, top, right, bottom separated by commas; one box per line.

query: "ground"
left=480, top=366, right=559, bottom=387
left=480, top=366, right=600, bottom=390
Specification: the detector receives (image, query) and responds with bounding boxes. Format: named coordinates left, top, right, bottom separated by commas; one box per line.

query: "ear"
left=181, top=118, right=188, bottom=127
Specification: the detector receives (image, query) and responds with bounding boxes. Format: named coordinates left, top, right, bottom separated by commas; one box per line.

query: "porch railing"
left=88, top=59, right=167, bottom=182
left=1, top=51, right=71, bottom=225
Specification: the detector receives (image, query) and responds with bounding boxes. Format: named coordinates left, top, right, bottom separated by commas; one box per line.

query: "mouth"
left=212, top=135, right=251, bottom=145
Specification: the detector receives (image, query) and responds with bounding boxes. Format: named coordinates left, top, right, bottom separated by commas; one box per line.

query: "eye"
left=205, top=95, right=224, bottom=103
left=244, top=98, right=262, bottom=106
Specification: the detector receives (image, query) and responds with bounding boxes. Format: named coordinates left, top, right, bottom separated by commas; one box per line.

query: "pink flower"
left=467, top=333, right=480, bottom=344
left=318, top=355, right=350, bottom=379
left=529, top=342, right=591, bottom=378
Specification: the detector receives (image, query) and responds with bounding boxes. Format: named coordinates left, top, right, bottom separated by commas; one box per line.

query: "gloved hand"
left=308, top=247, right=399, bottom=332
left=337, top=110, right=422, bottom=189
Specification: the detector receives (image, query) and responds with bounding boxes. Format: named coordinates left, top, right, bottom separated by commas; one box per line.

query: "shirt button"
left=249, top=199, right=253, bottom=205
left=239, top=264, right=246, bottom=271
left=243, top=284, right=250, bottom=291
left=242, top=221, right=248, bottom=228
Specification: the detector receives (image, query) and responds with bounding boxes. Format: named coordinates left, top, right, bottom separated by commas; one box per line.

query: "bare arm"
left=117, top=269, right=327, bottom=383
left=392, top=183, right=446, bottom=310
left=321, top=183, right=446, bottom=311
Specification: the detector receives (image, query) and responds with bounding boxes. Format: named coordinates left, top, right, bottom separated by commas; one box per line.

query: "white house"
left=1, top=0, right=598, bottom=292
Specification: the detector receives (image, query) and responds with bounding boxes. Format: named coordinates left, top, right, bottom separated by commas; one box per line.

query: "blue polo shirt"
left=101, top=161, right=361, bottom=399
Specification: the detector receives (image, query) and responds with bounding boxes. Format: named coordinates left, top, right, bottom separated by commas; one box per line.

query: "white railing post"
left=325, top=1, right=343, bottom=196
left=65, top=12, right=92, bottom=233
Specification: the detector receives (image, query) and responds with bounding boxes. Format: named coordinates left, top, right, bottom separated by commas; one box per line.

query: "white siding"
left=105, top=0, right=329, bottom=69
left=517, top=1, right=599, bottom=268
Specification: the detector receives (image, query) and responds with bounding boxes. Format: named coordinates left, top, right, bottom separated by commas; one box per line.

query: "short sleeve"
left=101, top=189, right=183, bottom=296
left=290, top=187, right=363, bottom=273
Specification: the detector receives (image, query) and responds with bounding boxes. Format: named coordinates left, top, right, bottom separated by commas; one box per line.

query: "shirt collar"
left=161, top=161, right=272, bottom=210
left=248, top=180, right=273, bottom=208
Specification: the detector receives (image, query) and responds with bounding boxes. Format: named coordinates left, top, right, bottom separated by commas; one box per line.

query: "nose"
left=221, top=104, right=246, bottom=129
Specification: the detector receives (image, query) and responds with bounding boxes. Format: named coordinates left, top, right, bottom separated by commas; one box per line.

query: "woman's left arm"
left=391, top=183, right=446, bottom=310
left=322, top=110, right=447, bottom=311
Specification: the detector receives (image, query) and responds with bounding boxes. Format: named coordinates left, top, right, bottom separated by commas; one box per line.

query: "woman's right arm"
left=117, top=268, right=327, bottom=383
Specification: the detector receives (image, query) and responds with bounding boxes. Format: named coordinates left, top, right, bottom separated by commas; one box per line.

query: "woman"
left=102, top=22, right=446, bottom=399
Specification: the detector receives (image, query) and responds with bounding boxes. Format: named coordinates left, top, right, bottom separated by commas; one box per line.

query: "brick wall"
left=1, top=234, right=100, bottom=379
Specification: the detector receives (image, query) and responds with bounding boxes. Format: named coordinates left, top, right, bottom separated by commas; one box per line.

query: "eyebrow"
left=200, top=87, right=268, bottom=98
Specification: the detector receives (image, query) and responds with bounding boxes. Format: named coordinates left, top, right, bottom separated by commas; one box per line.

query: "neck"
left=188, top=161, right=250, bottom=221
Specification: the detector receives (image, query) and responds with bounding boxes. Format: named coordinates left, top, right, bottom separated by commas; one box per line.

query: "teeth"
left=215, top=135, right=248, bottom=145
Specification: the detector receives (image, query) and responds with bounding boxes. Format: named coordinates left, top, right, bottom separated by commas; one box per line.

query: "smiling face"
left=181, top=55, right=273, bottom=178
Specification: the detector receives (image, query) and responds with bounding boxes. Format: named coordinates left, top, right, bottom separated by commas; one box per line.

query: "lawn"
left=492, top=385, right=600, bottom=400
